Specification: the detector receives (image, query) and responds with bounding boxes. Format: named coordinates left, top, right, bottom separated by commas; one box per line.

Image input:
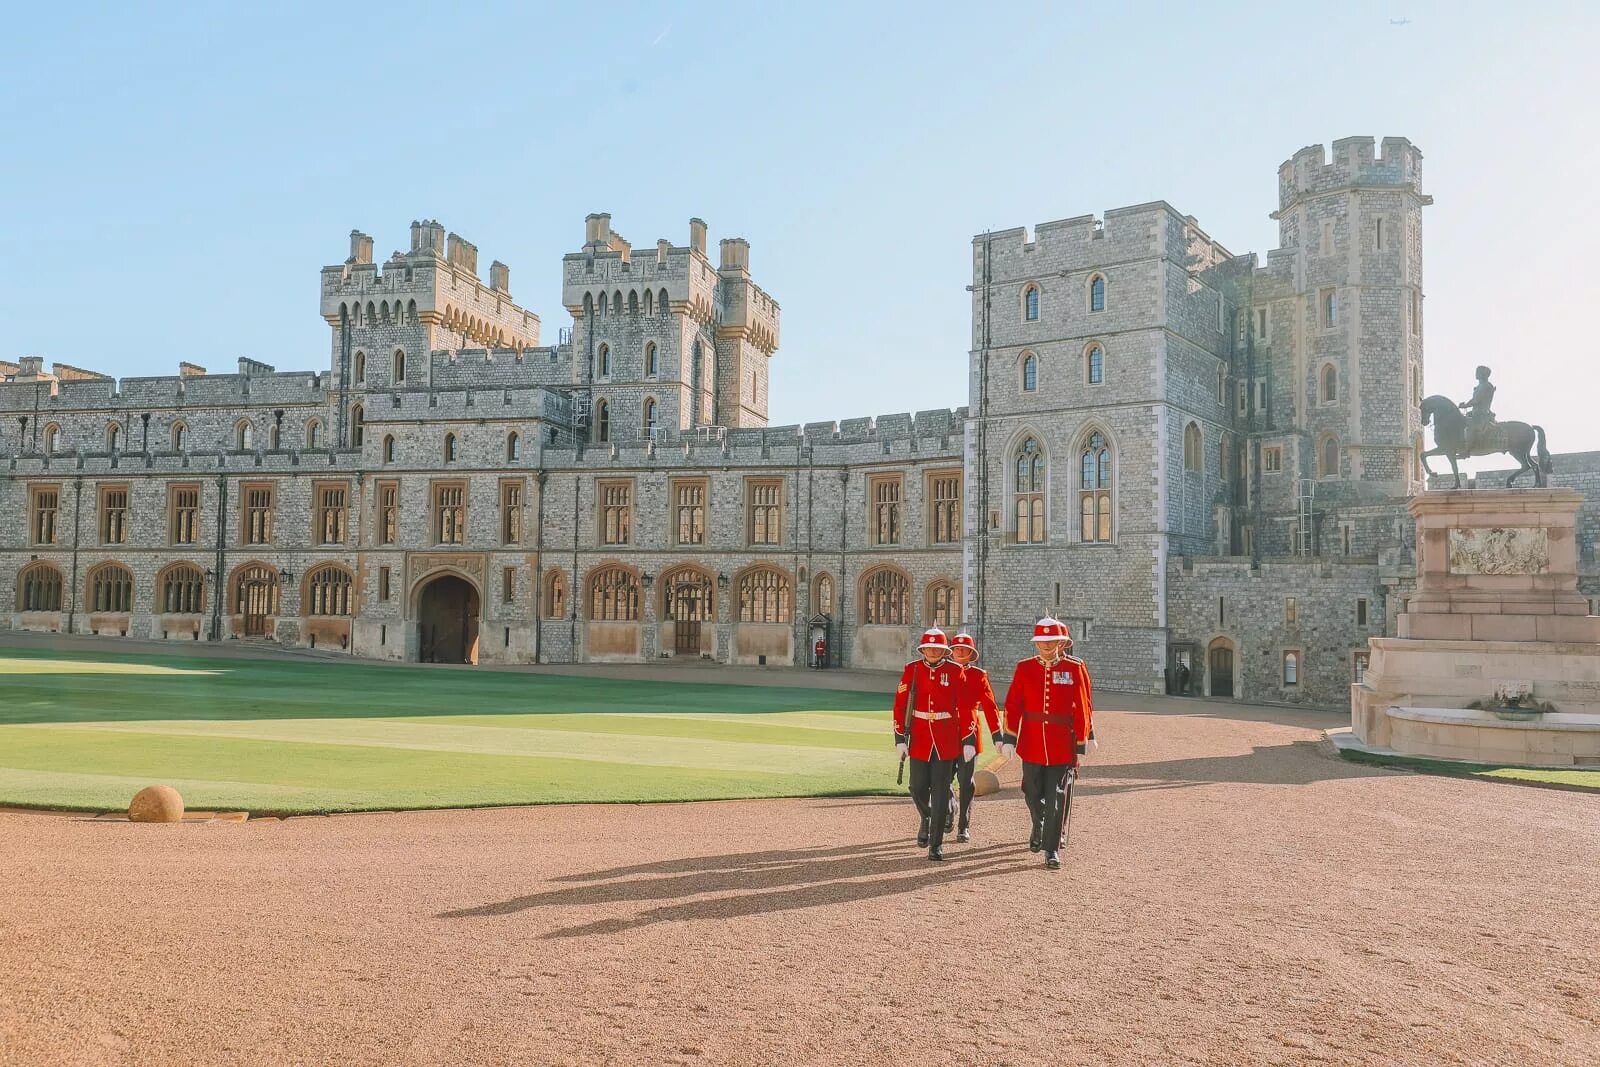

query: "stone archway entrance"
left=417, top=574, right=481, bottom=665
left=1208, top=638, right=1235, bottom=698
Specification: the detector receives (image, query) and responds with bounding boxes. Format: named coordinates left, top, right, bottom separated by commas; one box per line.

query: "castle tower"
left=1271, top=137, right=1430, bottom=501
left=560, top=215, right=779, bottom=443
left=319, top=223, right=541, bottom=433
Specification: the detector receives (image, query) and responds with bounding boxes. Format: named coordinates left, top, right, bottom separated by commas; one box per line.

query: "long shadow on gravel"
left=439, top=841, right=1031, bottom=934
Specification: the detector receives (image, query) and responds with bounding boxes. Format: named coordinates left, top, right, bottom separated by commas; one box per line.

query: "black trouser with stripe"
left=908, top=757, right=956, bottom=850
left=1021, top=761, right=1075, bottom=853
left=955, top=752, right=976, bottom=831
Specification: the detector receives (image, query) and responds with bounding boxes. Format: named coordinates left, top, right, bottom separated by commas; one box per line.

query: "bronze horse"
left=1419, top=395, right=1551, bottom=488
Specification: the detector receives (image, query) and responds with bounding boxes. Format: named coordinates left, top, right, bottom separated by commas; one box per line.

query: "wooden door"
left=1209, top=645, right=1234, bottom=698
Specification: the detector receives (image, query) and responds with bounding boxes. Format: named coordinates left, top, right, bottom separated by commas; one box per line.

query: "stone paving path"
left=3, top=692, right=1596, bottom=1065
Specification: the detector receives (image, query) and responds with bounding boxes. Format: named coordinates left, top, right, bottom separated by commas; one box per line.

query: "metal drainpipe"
left=66, top=476, right=82, bottom=635
left=568, top=473, right=579, bottom=660
left=211, top=473, right=227, bottom=640
left=533, top=468, right=546, bottom=662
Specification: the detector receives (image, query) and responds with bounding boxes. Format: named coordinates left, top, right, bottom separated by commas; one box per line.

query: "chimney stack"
left=490, top=260, right=510, bottom=293
left=689, top=218, right=707, bottom=255
left=719, top=237, right=750, bottom=273
left=348, top=230, right=374, bottom=264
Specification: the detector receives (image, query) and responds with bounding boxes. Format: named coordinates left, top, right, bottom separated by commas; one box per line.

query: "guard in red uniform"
left=948, top=632, right=1000, bottom=842
left=892, top=628, right=974, bottom=861
left=1001, top=618, right=1097, bottom=870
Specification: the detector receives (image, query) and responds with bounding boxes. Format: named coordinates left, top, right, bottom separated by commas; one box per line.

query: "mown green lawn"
left=0, top=649, right=904, bottom=813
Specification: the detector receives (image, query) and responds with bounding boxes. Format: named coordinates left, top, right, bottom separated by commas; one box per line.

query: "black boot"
left=928, top=844, right=943, bottom=861
left=1029, top=821, right=1043, bottom=852
left=957, top=823, right=971, bottom=843
left=944, top=795, right=956, bottom=834
left=1045, top=850, right=1061, bottom=870
left=917, top=816, right=930, bottom=847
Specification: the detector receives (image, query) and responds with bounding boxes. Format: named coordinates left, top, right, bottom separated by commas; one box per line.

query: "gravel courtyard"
left=3, top=698, right=1596, bottom=1066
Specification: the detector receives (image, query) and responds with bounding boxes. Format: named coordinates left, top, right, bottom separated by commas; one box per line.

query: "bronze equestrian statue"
left=1420, top=366, right=1551, bottom=488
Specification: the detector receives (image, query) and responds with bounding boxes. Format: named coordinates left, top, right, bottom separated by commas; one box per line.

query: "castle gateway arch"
left=413, top=569, right=481, bottom=665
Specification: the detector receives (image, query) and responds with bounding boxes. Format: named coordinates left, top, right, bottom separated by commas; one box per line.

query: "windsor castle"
left=5, top=136, right=1597, bottom=706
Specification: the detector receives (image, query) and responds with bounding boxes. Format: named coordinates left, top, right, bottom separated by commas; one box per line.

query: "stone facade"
left=3, top=137, right=1595, bottom=705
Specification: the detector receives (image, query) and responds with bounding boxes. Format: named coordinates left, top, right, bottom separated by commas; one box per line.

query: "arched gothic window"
left=598, top=343, right=611, bottom=378
left=18, top=562, right=64, bottom=612
left=1184, top=422, right=1202, bottom=472
left=1089, top=274, right=1107, bottom=312
left=354, top=351, right=366, bottom=383
left=927, top=580, right=960, bottom=628
left=1023, top=284, right=1040, bottom=322
left=160, top=564, right=205, bottom=614
left=443, top=433, right=457, bottom=463
left=1079, top=430, right=1113, bottom=543
left=1086, top=345, right=1104, bottom=385
left=171, top=421, right=186, bottom=451
left=507, top=432, right=521, bottom=462
left=305, top=565, right=354, bottom=616
left=383, top=435, right=396, bottom=464
left=392, top=350, right=406, bottom=383
left=306, top=419, right=321, bottom=449
left=44, top=423, right=60, bottom=454
left=235, top=421, right=253, bottom=451
left=1283, top=651, right=1300, bottom=686
left=595, top=400, right=610, bottom=443
left=643, top=290, right=653, bottom=316
left=1021, top=352, right=1038, bottom=393
left=1014, top=436, right=1046, bottom=545
left=543, top=570, right=568, bottom=619
left=814, top=573, right=835, bottom=617
left=643, top=398, right=658, bottom=437
left=588, top=566, right=639, bottom=621
left=737, top=567, right=791, bottom=623
left=106, top=423, right=121, bottom=452
left=860, top=567, right=910, bottom=625
left=349, top=404, right=364, bottom=447
left=1319, top=434, right=1341, bottom=479
left=644, top=342, right=658, bottom=377
left=663, top=567, right=714, bottom=622
left=1321, top=364, right=1338, bottom=404
left=88, top=563, right=133, bottom=613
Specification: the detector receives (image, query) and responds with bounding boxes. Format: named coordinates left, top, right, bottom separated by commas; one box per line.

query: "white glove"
left=896, top=742, right=908, bottom=758
left=1086, top=738, right=1099, bottom=755
left=1001, top=742, right=1016, bottom=759
left=963, top=744, right=976, bottom=762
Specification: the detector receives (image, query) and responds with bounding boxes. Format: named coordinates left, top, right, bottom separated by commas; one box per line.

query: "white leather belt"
left=912, top=711, right=953, bottom=720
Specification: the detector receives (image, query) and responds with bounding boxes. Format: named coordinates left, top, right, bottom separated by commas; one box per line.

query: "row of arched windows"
left=592, top=341, right=662, bottom=381
left=586, top=288, right=670, bottom=319
left=1019, top=343, right=1106, bottom=393
left=342, top=299, right=417, bottom=329
left=352, top=350, right=407, bottom=385
left=1011, top=429, right=1117, bottom=544
left=1020, top=274, right=1108, bottom=322
left=14, top=561, right=357, bottom=616
left=549, top=564, right=958, bottom=627
left=587, top=398, right=662, bottom=444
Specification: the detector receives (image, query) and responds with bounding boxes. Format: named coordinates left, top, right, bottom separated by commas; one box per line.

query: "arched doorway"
left=1208, top=638, right=1236, bottom=698
left=417, top=574, right=481, bottom=664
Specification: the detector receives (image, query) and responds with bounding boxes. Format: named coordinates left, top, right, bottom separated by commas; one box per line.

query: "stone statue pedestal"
left=1349, top=489, right=1600, bottom=767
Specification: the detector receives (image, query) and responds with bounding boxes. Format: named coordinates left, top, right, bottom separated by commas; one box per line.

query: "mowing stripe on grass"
left=0, top=649, right=904, bottom=811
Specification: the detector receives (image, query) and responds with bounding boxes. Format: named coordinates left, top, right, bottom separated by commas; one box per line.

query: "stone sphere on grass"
left=128, top=785, right=184, bottom=823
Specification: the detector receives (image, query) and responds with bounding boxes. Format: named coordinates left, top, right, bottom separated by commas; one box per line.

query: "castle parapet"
left=1278, top=136, right=1425, bottom=209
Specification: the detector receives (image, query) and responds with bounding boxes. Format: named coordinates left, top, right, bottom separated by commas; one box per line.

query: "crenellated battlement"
left=974, top=200, right=1232, bottom=279
left=320, top=222, right=540, bottom=350
left=1277, top=136, right=1425, bottom=209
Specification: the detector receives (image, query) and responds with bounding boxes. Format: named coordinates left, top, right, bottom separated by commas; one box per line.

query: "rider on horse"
left=1458, top=365, right=1497, bottom=452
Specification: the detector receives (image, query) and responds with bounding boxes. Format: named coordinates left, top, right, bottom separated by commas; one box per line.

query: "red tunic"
left=957, top=665, right=1002, bottom=745
left=892, top=658, right=972, bottom=761
left=1002, top=655, right=1095, bottom=766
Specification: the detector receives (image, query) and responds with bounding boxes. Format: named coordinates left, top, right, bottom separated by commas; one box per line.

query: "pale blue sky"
left=3, top=1, right=1596, bottom=458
